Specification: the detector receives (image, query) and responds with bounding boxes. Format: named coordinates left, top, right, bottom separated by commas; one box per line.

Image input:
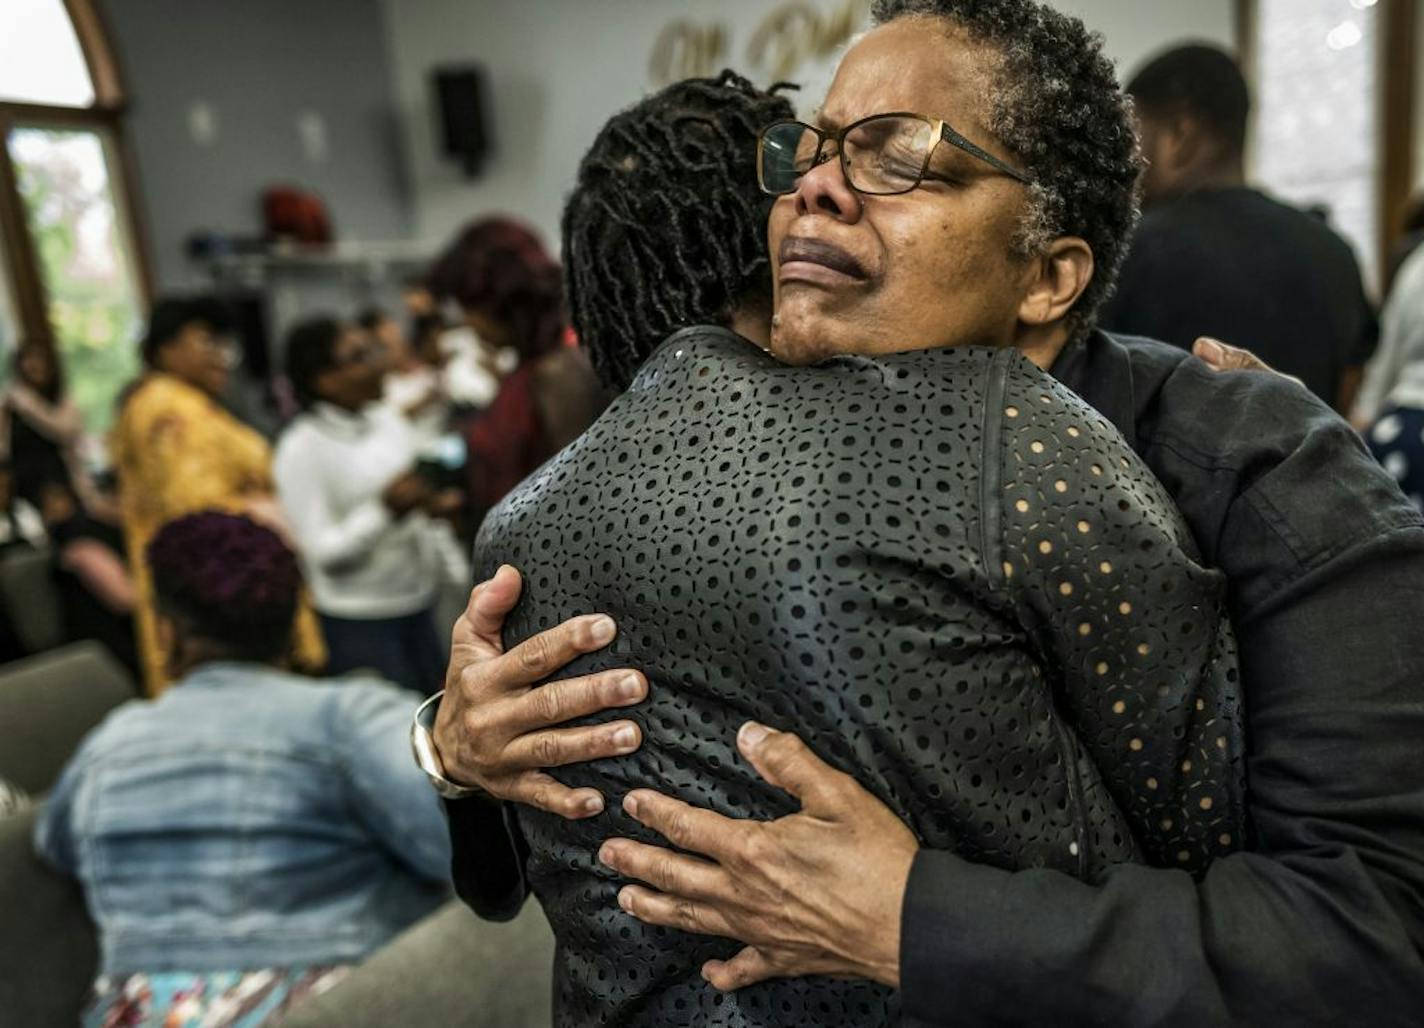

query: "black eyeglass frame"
left=756, top=111, right=1034, bottom=197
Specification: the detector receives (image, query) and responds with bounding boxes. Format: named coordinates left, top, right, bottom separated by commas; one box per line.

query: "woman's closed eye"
left=919, top=168, right=967, bottom=188
left=859, top=147, right=924, bottom=186
left=923, top=152, right=978, bottom=187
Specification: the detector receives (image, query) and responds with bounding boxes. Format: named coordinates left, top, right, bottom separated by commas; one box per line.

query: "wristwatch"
left=410, top=690, right=486, bottom=800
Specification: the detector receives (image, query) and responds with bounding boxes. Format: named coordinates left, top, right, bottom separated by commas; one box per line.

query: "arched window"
left=0, top=0, right=149, bottom=437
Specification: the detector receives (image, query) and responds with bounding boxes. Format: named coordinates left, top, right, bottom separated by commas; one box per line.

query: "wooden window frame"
left=1383, top=0, right=1418, bottom=284
left=0, top=0, right=153, bottom=352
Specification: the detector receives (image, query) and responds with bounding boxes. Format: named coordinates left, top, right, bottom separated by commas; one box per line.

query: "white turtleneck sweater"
left=274, top=402, right=463, bottom=619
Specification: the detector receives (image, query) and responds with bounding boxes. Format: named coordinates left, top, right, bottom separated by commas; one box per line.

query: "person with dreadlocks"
left=35, top=512, right=450, bottom=1028
left=423, top=5, right=1424, bottom=1021
left=560, top=72, right=797, bottom=392
left=424, top=69, right=1250, bottom=1027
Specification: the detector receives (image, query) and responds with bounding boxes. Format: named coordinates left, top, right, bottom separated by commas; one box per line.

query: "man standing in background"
left=1102, top=44, right=1376, bottom=412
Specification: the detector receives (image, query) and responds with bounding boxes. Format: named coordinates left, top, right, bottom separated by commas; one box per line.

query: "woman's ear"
left=1018, top=237, right=1095, bottom=329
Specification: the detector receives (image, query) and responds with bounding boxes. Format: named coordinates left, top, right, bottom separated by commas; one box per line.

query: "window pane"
left=0, top=0, right=95, bottom=107
left=8, top=127, right=143, bottom=436
left=1252, top=0, right=1381, bottom=293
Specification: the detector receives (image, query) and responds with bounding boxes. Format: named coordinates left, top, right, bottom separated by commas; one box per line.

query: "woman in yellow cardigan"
left=112, top=298, right=324, bottom=694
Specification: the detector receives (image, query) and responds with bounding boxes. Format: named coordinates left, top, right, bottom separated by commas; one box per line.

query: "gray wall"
left=381, top=0, right=1238, bottom=251
left=103, top=0, right=1242, bottom=289
left=104, top=0, right=413, bottom=292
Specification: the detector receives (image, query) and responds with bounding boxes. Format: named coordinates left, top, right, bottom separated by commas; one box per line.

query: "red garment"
left=464, top=363, right=551, bottom=513
left=262, top=186, right=333, bottom=244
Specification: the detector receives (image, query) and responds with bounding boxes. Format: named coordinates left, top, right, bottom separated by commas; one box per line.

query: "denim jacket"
left=34, top=663, right=451, bottom=975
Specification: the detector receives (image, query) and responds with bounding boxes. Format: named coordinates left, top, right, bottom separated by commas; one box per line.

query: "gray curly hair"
left=871, top=0, right=1143, bottom=340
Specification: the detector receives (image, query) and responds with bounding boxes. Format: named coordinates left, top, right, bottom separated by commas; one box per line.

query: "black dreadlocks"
left=561, top=70, right=795, bottom=392
left=873, top=0, right=1144, bottom=340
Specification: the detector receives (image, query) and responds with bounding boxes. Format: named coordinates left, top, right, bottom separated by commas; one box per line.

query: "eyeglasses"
left=757, top=112, right=1032, bottom=197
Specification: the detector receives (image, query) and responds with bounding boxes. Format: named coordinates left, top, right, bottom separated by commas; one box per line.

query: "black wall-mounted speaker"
left=433, top=66, right=491, bottom=179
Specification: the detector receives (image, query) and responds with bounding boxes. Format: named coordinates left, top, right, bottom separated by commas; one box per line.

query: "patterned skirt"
left=85, top=966, right=350, bottom=1028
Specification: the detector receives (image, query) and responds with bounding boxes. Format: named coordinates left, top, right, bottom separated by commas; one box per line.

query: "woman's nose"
left=793, top=154, right=863, bottom=223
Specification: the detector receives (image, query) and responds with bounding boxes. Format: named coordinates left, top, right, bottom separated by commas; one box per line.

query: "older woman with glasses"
left=422, top=61, right=1250, bottom=1025
left=426, top=4, right=1424, bottom=1026
left=113, top=296, right=324, bottom=694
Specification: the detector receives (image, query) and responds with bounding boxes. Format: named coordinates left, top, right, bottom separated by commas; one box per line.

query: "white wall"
left=1057, top=0, right=1235, bottom=69
left=382, top=0, right=1236, bottom=251
left=106, top=0, right=411, bottom=291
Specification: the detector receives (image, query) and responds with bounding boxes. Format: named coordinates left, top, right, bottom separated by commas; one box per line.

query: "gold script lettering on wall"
left=746, top=0, right=870, bottom=82
left=649, top=19, right=729, bottom=87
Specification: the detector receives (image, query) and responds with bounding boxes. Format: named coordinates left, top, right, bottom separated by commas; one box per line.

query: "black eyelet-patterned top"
left=473, top=327, right=1248, bottom=1027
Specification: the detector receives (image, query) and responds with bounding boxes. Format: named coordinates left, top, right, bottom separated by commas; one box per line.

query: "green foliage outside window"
left=11, top=126, right=142, bottom=438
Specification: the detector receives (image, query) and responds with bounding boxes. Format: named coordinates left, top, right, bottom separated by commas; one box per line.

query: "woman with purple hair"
left=34, top=512, right=451, bottom=1028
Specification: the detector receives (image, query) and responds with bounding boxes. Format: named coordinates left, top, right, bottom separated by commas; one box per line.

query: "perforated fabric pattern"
left=473, top=327, right=1246, bottom=1027
left=994, top=358, right=1247, bottom=870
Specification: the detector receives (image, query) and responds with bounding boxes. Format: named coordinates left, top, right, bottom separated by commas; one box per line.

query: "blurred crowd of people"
left=4, top=213, right=610, bottom=1027
left=0, top=217, right=610, bottom=694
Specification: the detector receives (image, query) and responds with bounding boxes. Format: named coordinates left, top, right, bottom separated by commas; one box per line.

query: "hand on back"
left=433, top=566, right=646, bottom=817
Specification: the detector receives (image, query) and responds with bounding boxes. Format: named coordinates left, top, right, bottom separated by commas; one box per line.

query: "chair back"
left=0, top=642, right=136, bottom=794
left=0, top=546, right=65, bottom=655
left=282, top=900, right=555, bottom=1027
left=0, top=805, right=98, bottom=1026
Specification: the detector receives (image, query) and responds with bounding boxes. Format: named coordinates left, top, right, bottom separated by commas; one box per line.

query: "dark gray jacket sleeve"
left=445, top=795, right=532, bottom=922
